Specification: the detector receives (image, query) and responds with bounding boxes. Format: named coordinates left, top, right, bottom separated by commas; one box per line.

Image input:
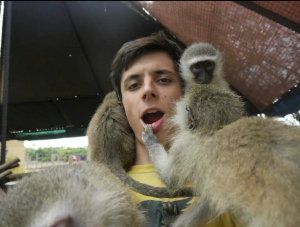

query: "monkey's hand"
left=186, top=106, right=195, bottom=129
left=158, top=202, right=180, bottom=227
left=142, top=124, right=170, bottom=186
left=142, top=124, right=158, bottom=149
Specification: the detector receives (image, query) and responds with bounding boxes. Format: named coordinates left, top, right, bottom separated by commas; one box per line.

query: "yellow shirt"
left=127, top=164, right=242, bottom=227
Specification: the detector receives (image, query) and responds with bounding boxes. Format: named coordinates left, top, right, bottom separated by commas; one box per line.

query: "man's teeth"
left=146, top=110, right=158, bottom=114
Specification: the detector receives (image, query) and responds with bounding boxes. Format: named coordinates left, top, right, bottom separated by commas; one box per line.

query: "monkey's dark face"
left=190, top=60, right=215, bottom=84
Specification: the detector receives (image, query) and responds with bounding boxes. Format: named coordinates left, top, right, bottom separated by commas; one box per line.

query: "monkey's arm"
left=142, top=124, right=179, bottom=191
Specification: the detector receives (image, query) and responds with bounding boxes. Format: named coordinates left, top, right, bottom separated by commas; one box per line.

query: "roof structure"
left=0, top=1, right=299, bottom=143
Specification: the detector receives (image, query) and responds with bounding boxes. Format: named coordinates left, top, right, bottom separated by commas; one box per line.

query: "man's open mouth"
left=142, top=110, right=164, bottom=124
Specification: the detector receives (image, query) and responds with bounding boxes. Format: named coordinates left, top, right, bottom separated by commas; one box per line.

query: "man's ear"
left=118, top=101, right=124, bottom=108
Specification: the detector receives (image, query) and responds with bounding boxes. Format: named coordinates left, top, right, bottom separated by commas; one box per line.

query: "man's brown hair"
left=110, top=31, right=183, bottom=103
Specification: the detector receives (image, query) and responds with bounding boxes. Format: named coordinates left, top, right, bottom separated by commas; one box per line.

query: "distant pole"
left=36, top=153, right=38, bottom=169
left=51, top=147, right=53, bottom=166
left=26, top=153, right=29, bottom=170
left=68, top=155, right=73, bottom=165
left=0, top=1, right=12, bottom=165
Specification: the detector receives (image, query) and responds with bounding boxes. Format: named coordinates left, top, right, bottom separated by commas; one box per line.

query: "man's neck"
left=134, top=136, right=171, bottom=165
left=134, top=139, right=153, bottom=165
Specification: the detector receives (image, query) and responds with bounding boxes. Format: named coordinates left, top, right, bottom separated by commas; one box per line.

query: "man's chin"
left=155, top=130, right=171, bottom=149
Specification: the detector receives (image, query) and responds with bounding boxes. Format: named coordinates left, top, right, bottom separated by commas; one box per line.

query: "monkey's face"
left=179, top=42, right=227, bottom=91
left=120, top=51, right=183, bottom=149
left=190, top=60, right=215, bottom=84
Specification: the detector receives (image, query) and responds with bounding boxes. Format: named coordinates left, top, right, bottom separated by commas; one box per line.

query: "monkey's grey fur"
left=142, top=83, right=300, bottom=227
left=179, top=42, right=230, bottom=91
left=87, top=91, right=136, bottom=169
left=0, top=161, right=146, bottom=227
left=86, top=91, right=193, bottom=198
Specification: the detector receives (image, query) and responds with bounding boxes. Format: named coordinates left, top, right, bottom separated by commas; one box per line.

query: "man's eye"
left=159, top=78, right=171, bottom=83
left=128, top=83, right=140, bottom=90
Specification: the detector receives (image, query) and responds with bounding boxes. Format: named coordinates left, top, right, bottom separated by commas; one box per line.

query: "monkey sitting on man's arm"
left=0, top=162, right=146, bottom=227
left=142, top=42, right=300, bottom=227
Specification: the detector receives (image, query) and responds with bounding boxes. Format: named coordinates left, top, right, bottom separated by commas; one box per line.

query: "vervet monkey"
left=0, top=161, right=146, bottom=227
left=86, top=91, right=193, bottom=198
left=179, top=42, right=230, bottom=91
left=142, top=84, right=300, bottom=227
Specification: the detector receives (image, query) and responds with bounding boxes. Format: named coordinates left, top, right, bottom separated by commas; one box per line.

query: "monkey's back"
left=86, top=91, right=135, bottom=168
left=0, top=162, right=145, bottom=227
left=204, top=117, right=300, bottom=227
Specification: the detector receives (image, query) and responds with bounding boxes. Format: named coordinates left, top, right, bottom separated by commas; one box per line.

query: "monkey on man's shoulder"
left=143, top=42, right=300, bottom=227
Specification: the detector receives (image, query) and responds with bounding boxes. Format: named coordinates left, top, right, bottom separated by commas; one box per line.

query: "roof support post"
left=0, top=1, right=12, bottom=165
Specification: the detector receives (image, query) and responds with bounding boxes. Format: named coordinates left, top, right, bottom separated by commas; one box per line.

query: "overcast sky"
left=24, top=136, right=88, bottom=148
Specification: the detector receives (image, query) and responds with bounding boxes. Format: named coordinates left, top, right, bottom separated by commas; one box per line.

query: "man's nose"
left=142, top=79, right=158, bottom=101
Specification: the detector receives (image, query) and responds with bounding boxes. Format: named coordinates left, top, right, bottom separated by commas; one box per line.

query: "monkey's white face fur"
left=179, top=42, right=229, bottom=91
left=170, top=98, right=189, bottom=133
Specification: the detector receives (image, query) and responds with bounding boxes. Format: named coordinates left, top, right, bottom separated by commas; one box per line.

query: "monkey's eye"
left=203, top=60, right=213, bottom=68
left=191, top=62, right=201, bottom=70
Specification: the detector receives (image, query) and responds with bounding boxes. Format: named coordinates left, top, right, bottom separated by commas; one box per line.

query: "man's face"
left=121, top=51, right=183, bottom=148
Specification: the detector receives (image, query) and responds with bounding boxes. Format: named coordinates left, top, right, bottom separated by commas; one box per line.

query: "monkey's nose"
left=196, top=73, right=212, bottom=84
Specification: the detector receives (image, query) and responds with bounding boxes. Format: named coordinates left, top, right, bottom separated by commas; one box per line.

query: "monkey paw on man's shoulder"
left=158, top=201, right=181, bottom=227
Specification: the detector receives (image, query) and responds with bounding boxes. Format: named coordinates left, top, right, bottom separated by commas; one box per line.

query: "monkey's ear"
left=118, top=101, right=123, bottom=107
left=50, top=217, right=75, bottom=227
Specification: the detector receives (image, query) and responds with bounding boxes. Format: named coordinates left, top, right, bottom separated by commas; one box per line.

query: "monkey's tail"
left=109, top=163, right=193, bottom=198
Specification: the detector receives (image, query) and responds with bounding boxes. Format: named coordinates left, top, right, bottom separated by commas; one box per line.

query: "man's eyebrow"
left=155, top=69, right=177, bottom=76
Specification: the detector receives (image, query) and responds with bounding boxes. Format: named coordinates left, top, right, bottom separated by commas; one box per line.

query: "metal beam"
left=234, top=1, right=299, bottom=34
left=0, top=1, right=12, bottom=165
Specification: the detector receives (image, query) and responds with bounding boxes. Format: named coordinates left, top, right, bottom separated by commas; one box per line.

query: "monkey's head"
left=185, top=84, right=245, bottom=133
left=179, top=43, right=225, bottom=91
left=87, top=91, right=136, bottom=169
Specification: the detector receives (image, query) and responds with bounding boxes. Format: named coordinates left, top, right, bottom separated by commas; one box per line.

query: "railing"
left=25, top=153, right=87, bottom=171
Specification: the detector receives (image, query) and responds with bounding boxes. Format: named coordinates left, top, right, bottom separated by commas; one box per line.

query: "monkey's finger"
left=144, top=124, right=149, bottom=131
left=145, top=124, right=153, bottom=133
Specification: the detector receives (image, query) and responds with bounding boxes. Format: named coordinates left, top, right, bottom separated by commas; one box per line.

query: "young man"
left=110, top=31, right=241, bottom=227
